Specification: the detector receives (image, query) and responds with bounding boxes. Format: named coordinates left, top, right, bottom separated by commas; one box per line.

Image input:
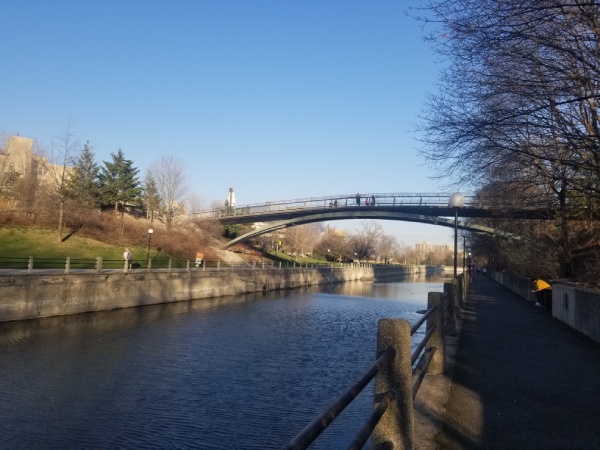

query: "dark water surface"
left=0, top=274, right=446, bottom=449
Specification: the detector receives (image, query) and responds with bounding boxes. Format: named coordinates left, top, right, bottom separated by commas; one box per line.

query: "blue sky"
left=1, top=1, right=455, bottom=246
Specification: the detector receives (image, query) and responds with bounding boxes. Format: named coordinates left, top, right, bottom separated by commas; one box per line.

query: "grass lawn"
left=0, top=226, right=327, bottom=270
left=0, top=226, right=173, bottom=269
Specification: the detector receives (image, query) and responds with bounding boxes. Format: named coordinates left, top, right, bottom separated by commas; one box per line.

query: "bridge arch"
left=222, top=210, right=521, bottom=249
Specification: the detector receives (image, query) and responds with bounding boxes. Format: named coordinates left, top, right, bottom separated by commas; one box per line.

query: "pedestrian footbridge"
left=190, top=192, right=556, bottom=248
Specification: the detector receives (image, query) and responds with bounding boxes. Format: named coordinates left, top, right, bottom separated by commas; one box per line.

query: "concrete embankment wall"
left=490, top=271, right=600, bottom=344
left=0, top=265, right=430, bottom=323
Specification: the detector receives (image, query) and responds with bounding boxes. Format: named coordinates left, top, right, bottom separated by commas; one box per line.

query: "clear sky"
left=1, top=0, right=456, bottom=246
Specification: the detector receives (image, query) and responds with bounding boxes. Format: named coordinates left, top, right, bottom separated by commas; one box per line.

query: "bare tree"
left=416, top=1, right=600, bottom=195
left=315, top=226, right=350, bottom=262
left=41, top=123, right=79, bottom=241
left=186, top=193, right=206, bottom=217
left=284, top=223, right=321, bottom=256
left=377, top=233, right=398, bottom=264
left=350, top=220, right=382, bottom=262
left=415, top=0, right=600, bottom=276
left=148, top=156, right=189, bottom=231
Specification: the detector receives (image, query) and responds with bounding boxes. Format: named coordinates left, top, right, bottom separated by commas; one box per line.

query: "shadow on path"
left=436, top=275, right=600, bottom=449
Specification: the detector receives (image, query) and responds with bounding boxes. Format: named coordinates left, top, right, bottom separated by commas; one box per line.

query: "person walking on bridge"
left=355, top=193, right=360, bottom=205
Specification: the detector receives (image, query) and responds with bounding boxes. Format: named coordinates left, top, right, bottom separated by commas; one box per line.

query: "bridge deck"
left=419, top=275, right=600, bottom=449
left=191, top=192, right=561, bottom=223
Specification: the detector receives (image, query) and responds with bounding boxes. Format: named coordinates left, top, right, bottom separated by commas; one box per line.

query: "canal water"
left=0, top=273, right=446, bottom=449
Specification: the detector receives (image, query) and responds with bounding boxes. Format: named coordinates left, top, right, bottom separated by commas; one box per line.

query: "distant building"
left=0, top=136, right=34, bottom=176
left=415, top=241, right=453, bottom=264
left=416, top=241, right=452, bottom=253
left=0, top=135, right=71, bottom=188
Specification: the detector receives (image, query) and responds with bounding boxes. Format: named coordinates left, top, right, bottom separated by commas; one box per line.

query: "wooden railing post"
left=427, top=292, right=446, bottom=375
left=372, top=318, right=414, bottom=450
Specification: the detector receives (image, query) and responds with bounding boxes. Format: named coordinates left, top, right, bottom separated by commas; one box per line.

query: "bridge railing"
left=284, top=277, right=466, bottom=449
left=191, top=193, right=480, bottom=219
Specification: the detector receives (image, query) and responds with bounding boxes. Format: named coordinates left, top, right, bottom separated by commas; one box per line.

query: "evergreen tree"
left=98, top=149, right=142, bottom=233
left=66, top=141, right=100, bottom=209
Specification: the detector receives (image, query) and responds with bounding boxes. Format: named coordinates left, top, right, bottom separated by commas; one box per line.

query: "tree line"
left=415, top=1, right=600, bottom=282
left=0, top=124, right=191, bottom=242
left=251, top=221, right=453, bottom=266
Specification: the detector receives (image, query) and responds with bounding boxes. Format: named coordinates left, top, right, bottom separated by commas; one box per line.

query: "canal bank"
left=0, top=264, right=434, bottom=323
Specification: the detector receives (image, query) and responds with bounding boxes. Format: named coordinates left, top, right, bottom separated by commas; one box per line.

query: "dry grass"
left=0, top=207, right=224, bottom=261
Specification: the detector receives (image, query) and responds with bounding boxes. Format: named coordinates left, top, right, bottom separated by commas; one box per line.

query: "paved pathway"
left=435, top=275, right=600, bottom=449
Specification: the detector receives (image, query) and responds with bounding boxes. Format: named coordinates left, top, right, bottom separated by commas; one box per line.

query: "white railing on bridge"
left=190, top=193, right=477, bottom=219
left=189, top=191, right=562, bottom=221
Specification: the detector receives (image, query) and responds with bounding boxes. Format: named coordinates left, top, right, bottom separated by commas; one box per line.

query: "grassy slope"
left=0, top=226, right=325, bottom=268
left=0, top=226, right=170, bottom=268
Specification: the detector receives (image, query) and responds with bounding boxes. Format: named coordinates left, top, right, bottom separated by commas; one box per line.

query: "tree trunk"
left=57, top=200, right=64, bottom=242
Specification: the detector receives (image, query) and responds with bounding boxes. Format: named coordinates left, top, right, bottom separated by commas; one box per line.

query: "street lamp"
left=449, top=193, right=465, bottom=278
left=147, top=228, right=154, bottom=266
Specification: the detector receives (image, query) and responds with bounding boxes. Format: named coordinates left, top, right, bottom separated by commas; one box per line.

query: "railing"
left=0, top=256, right=373, bottom=274
left=192, top=193, right=476, bottom=219
left=190, top=192, right=556, bottom=220
left=284, top=276, right=466, bottom=449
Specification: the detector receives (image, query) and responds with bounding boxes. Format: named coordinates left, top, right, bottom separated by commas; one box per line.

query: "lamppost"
left=147, top=228, right=154, bottom=266
left=449, top=193, right=464, bottom=278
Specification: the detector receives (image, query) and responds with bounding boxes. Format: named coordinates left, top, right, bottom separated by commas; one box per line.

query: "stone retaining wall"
left=0, top=265, right=428, bottom=323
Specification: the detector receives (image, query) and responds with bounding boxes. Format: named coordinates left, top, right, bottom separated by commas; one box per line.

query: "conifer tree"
left=66, top=141, right=100, bottom=209
left=98, top=149, right=142, bottom=233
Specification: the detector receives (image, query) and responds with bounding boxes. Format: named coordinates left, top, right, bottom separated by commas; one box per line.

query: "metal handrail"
left=410, top=304, right=437, bottom=335
left=284, top=347, right=396, bottom=450
left=0, top=257, right=348, bottom=273
left=285, top=289, right=452, bottom=449
left=411, top=324, right=437, bottom=366
left=412, top=347, right=437, bottom=400
left=348, top=390, right=396, bottom=450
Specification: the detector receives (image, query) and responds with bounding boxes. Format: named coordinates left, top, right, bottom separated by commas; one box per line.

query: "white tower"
left=227, top=187, right=235, bottom=207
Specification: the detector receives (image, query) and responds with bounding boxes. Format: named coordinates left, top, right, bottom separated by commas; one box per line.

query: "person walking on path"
left=531, top=277, right=551, bottom=308
left=123, top=248, right=133, bottom=270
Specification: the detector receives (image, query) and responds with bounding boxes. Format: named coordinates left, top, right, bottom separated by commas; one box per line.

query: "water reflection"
left=0, top=274, right=447, bottom=449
